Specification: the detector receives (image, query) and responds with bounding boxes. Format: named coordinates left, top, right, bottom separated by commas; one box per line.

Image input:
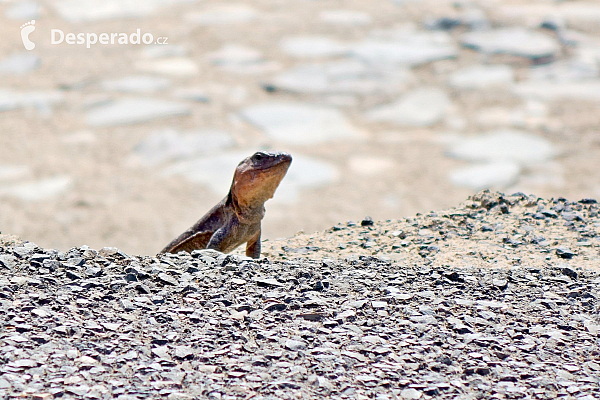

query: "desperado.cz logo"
left=20, top=20, right=36, bottom=50
left=19, top=20, right=168, bottom=50
left=52, top=29, right=168, bottom=48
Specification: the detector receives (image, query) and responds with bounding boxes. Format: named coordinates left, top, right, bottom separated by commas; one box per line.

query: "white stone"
left=319, top=10, right=372, bottom=25
left=449, top=162, right=521, bottom=190
left=171, top=87, right=210, bottom=103
left=513, top=80, right=600, bottom=102
left=185, top=4, right=258, bottom=25
left=53, top=0, right=196, bottom=21
left=461, top=27, right=559, bottom=59
left=240, top=103, right=363, bottom=145
left=162, top=151, right=250, bottom=196
left=206, top=45, right=280, bottom=74
left=135, top=58, right=199, bottom=76
left=223, top=61, right=281, bottom=75
left=270, top=60, right=413, bottom=95
left=207, top=45, right=263, bottom=66
left=101, top=76, right=171, bottom=93
left=129, top=129, right=235, bottom=167
left=0, top=53, right=40, bottom=75
left=527, top=58, right=599, bottom=82
left=497, top=3, right=600, bottom=32
left=275, top=155, right=340, bottom=202
left=561, top=3, right=600, bottom=31
left=0, top=89, right=64, bottom=112
left=449, top=65, right=514, bottom=89
left=352, top=30, right=458, bottom=66
left=365, top=87, right=451, bottom=127
left=5, top=1, right=40, bottom=19
left=400, top=388, right=423, bottom=400
left=353, top=40, right=457, bottom=66
left=280, top=36, right=350, bottom=58
left=446, top=130, right=557, bottom=164
left=0, top=176, right=72, bottom=201
left=0, top=165, right=30, bottom=182
left=86, top=98, right=190, bottom=127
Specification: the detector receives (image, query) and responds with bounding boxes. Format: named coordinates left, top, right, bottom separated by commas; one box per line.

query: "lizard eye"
left=253, top=152, right=265, bottom=162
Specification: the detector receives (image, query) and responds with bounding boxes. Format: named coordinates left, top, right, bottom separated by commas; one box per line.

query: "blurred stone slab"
left=162, top=151, right=251, bottom=195
left=135, top=58, right=199, bottom=76
left=473, top=101, right=547, bottom=130
left=0, top=165, right=30, bottom=182
left=207, top=45, right=280, bottom=74
left=365, top=87, right=450, bottom=127
left=240, top=103, right=363, bottom=145
left=53, top=0, right=196, bottom=21
left=527, top=55, right=599, bottom=81
left=280, top=36, right=350, bottom=58
left=424, top=9, right=490, bottom=31
left=185, top=4, right=259, bottom=25
left=208, top=45, right=263, bottom=66
left=269, top=60, right=413, bottom=95
left=86, top=98, right=190, bottom=127
left=275, top=155, right=340, bottom=202
left=460, top=28, right=559, bottom=59
left=319, top=10, right=372, bottom=26
left=0, top=53, right=40, bottom=75
left=0, top=89, right=64, bottom=112
left=497, top=3, right=600, bottom=33
left=0, top=176, right=72, bottom=201
left=162, top=151, right=339, bottom=202
left=449, top=162, right=520, bottom=190
left=513, top=80, right=600, bottom=101
left=449, top=65, right=514, bottom=89
left=446, top=130, right=557, bottom=164
left=5, top=1, right=40, bottom=19
left=352, top=30, right=458, bottom=66
left=171, top=87, right=210, bottom=103
left=128, top=129, right=235, bottom=167
left=557, top=3, right=600, bottom=32
left=141, top=44, right=188, bottom=59
left=101, top=76, right=171, bottom=94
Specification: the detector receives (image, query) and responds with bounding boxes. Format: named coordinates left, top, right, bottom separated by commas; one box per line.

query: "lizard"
left=160, top=151, right=292, bottom=258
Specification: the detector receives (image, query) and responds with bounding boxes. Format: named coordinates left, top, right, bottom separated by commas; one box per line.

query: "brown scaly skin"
left=160, top=151, right=292, bottom=258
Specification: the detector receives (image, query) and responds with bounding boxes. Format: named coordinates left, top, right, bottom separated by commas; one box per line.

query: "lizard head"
left=230, top=151, right=292, bottom=209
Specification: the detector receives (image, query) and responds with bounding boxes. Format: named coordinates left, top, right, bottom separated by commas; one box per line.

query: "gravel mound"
left=263, top=191, right=600, bottom=272
left=1, top=192, right=599, bottom=399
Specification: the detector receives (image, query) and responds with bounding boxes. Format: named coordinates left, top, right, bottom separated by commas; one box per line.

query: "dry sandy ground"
left=262, top=191, right=600, bottom=271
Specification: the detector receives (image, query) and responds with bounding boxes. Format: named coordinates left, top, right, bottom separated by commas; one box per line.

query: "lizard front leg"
left=206, top=227, right=229, bottom=253
left=246, top=229, right=261, bottom=259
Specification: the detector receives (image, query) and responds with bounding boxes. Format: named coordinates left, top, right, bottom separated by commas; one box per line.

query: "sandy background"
left=0, top=0, right=599, bottom=255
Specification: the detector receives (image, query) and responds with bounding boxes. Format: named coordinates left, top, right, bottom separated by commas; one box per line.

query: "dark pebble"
left=361, top=216, right=374, bottom=226
left=556, top=247, right=576, bottom=259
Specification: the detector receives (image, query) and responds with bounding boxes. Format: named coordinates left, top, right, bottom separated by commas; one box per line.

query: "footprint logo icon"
left=20, top=20, right=36, bottom=51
